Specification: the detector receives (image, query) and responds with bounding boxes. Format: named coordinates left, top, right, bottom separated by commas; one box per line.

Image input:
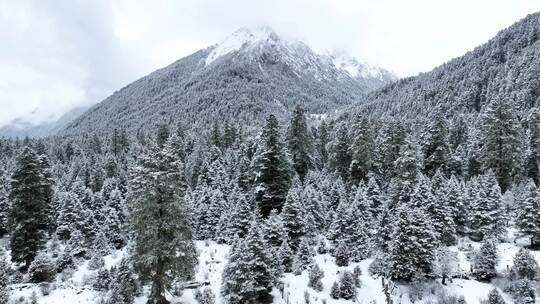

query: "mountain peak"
left=205, top=25, right=282, bottom=65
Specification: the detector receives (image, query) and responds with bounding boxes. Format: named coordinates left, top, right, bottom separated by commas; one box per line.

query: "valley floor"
left=6, top=229, right=540, bottom=304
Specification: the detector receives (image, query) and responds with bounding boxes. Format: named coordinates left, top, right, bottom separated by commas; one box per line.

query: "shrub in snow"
left=28, top=252, right=55, bottom=283
left=30, top=291, right=38, bottom=304
left=474, top=239, right=498, bottom=281
left=307, top=263, right=324, bottom=291
left=88, top=252, right=106, bottom=270
left=511, top=248, right=538, bottom=280
left=333, top=240, right=349, bottom=267
left=368, top=252, right=388, bottom=277
left=38, top=282, right=53, bottom=296
left=195, top=287, right=215, bottom=304
left=352, top=265, right=362, bottom=287
left=483, top=289, right=506, bottom=304
left=330, top=282, right=340, bottom=299
left=435, top=292, right=467, bottom=304
left=507, top=279, right=535, bottom=304
left=338, top=270, right=357, bottom=300
left=55, top=250, right=74, bottom=273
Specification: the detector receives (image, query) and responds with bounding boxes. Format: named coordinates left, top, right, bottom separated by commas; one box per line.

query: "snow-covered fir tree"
left=128, top=136, right=197, bottom=304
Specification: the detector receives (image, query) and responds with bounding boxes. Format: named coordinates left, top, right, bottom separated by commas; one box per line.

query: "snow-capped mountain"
left=61, top=26, right=395, bottom=135
left=329, top=50, right=397, bottom=89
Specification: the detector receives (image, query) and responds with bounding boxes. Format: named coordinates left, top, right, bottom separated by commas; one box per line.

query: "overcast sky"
left=1, top=0, right=539, bottom=127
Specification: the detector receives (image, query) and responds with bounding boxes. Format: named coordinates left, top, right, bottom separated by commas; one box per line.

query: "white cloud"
left=1, top=0, right=539, bottom=127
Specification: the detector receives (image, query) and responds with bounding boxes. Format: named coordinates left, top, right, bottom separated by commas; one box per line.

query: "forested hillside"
left=0, top=12, right=539, bottom=304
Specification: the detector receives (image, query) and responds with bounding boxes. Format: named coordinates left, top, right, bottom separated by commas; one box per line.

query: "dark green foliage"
left=287, top=105, right=313, bottom=181
left=129, top=136, right=197, bottom=304
left=474, top=239, right=498, bottom=281
left=28, top=252, right=55, bottom=283
left=9, top=147, right=49, bottom=268
left=254, top=115, right=292, bottom=217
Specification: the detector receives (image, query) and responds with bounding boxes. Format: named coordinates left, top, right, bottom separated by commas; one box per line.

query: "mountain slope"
left=62, top=26, right=395, bottom=135
left=350, top=12, right=540, bottom=120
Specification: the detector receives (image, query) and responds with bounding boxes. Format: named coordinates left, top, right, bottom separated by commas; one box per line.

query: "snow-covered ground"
left=6, top=235, right=540, bottom=304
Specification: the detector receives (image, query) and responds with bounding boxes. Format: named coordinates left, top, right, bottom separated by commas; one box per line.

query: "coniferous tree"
left=129, top=137, right=197, bottom=304
left=224, top=192, right=253, bottom=242
left=0, top=250, right=9, bottom=304
left=334, top=240, right=350, bottom=267
left=516, top=180, right=540, bottom=245
left=315, top=121, right=329, bottom=168
left=308, top=263, right=324, bottom=291
left=422, top=113, right=450, bottom=176
left=469, top=172, right=505, bottom=241
left=222, top=221, right=273, bottom=304
left=330, top=125, right=351, bottom=181
left=293, top=238, right=314, bottom=272
left=480, top=98, right=523, bottom=191
left=512, top=248, right=538, bottom=280
left=263, top=210, right=286, bottom=247
left=287, top=105, right=313, bottom=181
left=9, top=147, right=48, bottom=268
left=254, top=114, right=291, bottom=217
left=349, top=117, right=374, bottom=184
left=282, top=186, right=306, bottom=250
left=473, top=239, right=498, bottom=281
left=387, top=205, right=438, bottom=281
left=485, top=289, right=506, bottom=304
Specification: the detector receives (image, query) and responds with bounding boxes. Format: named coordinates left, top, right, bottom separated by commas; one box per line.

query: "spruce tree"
left=0, top=250, right=10, bottom=304
left=334, top=240, right=350, bottom=267
left=479, top=98, right=523, bottom=192
left=469, top=172, right=504, bottom=241
left=128, top=137, right=197, bottom=304
left=222, top=221, right=273, bottom=304
left=9, top=147, right=48, bottom=268
left=282, top=186, right=306, bottom=250
left=473, top=239, right=498, bottom=281
left=263, top=210, right=286, bottom=247
left=422, top=113, right=450, bottom=176
left=287, top=105, right=313, bottom=181
left=330, top=125, right=351, bottom=181
left=308, top=263, right=324, bottom=291
left=254, top=114, right=291, bottom=217
left=512, top=248, right=538, bottom=280
left=387, top=205, right=438, bottom=281
left=485, top=289, right=506, bottom=304
left=516, top=180, right=540, bottom=245
left=349, top=117, right=374, bottom=184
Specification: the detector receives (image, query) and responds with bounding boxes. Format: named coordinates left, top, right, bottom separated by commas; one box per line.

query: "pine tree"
left=334, top=240, right=350, bottom=267
left=338, top=270, right=357, bottom=300
left=422, top=113, right=450, bottom=176
left=387, top=205, right=438, bottom=281
left=469, top=172, right=505, bottom=241
left=254, top=114, right=292, bottom=217
left=485, top=289, right=506, bottom=304
left=222, top=221, right=273, bottom=304
left=315, top=121, right=329, bottom=168
left=512, top=248, right=538, bottom=280
left=480, top=98, right=523, bottom=192
left=366, top=173, right=384, bottom=219
left=473, top=239, right=498, bottom=281
left=308, top=263, right=324, bottom=291
left=224, top=192, right=253, bottom=242
left=9, top=147, right=48, bottom=268
left=293, top=238, right=314, bottom=272
left=263, top=210, right=286, bottom=247
left=28, top=251, right=55, bottom=283
left=516, top=180, right=540, bottom=245
left=287, top=105, right=313, bottom=181
left=330, top=125, right=351, bottom=181
left=393, top=135, right=421, bottom=187
left=349, top=117, right=374, bottom=184
left=374, top=121, right=405, bottom=179
left=108, top=258, right=137, bottom=304
left=0, top=250, right=10, bottom=304
left=282, top=186, right=306, bottom=250
left=128, top=137, right=197, bottom=304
